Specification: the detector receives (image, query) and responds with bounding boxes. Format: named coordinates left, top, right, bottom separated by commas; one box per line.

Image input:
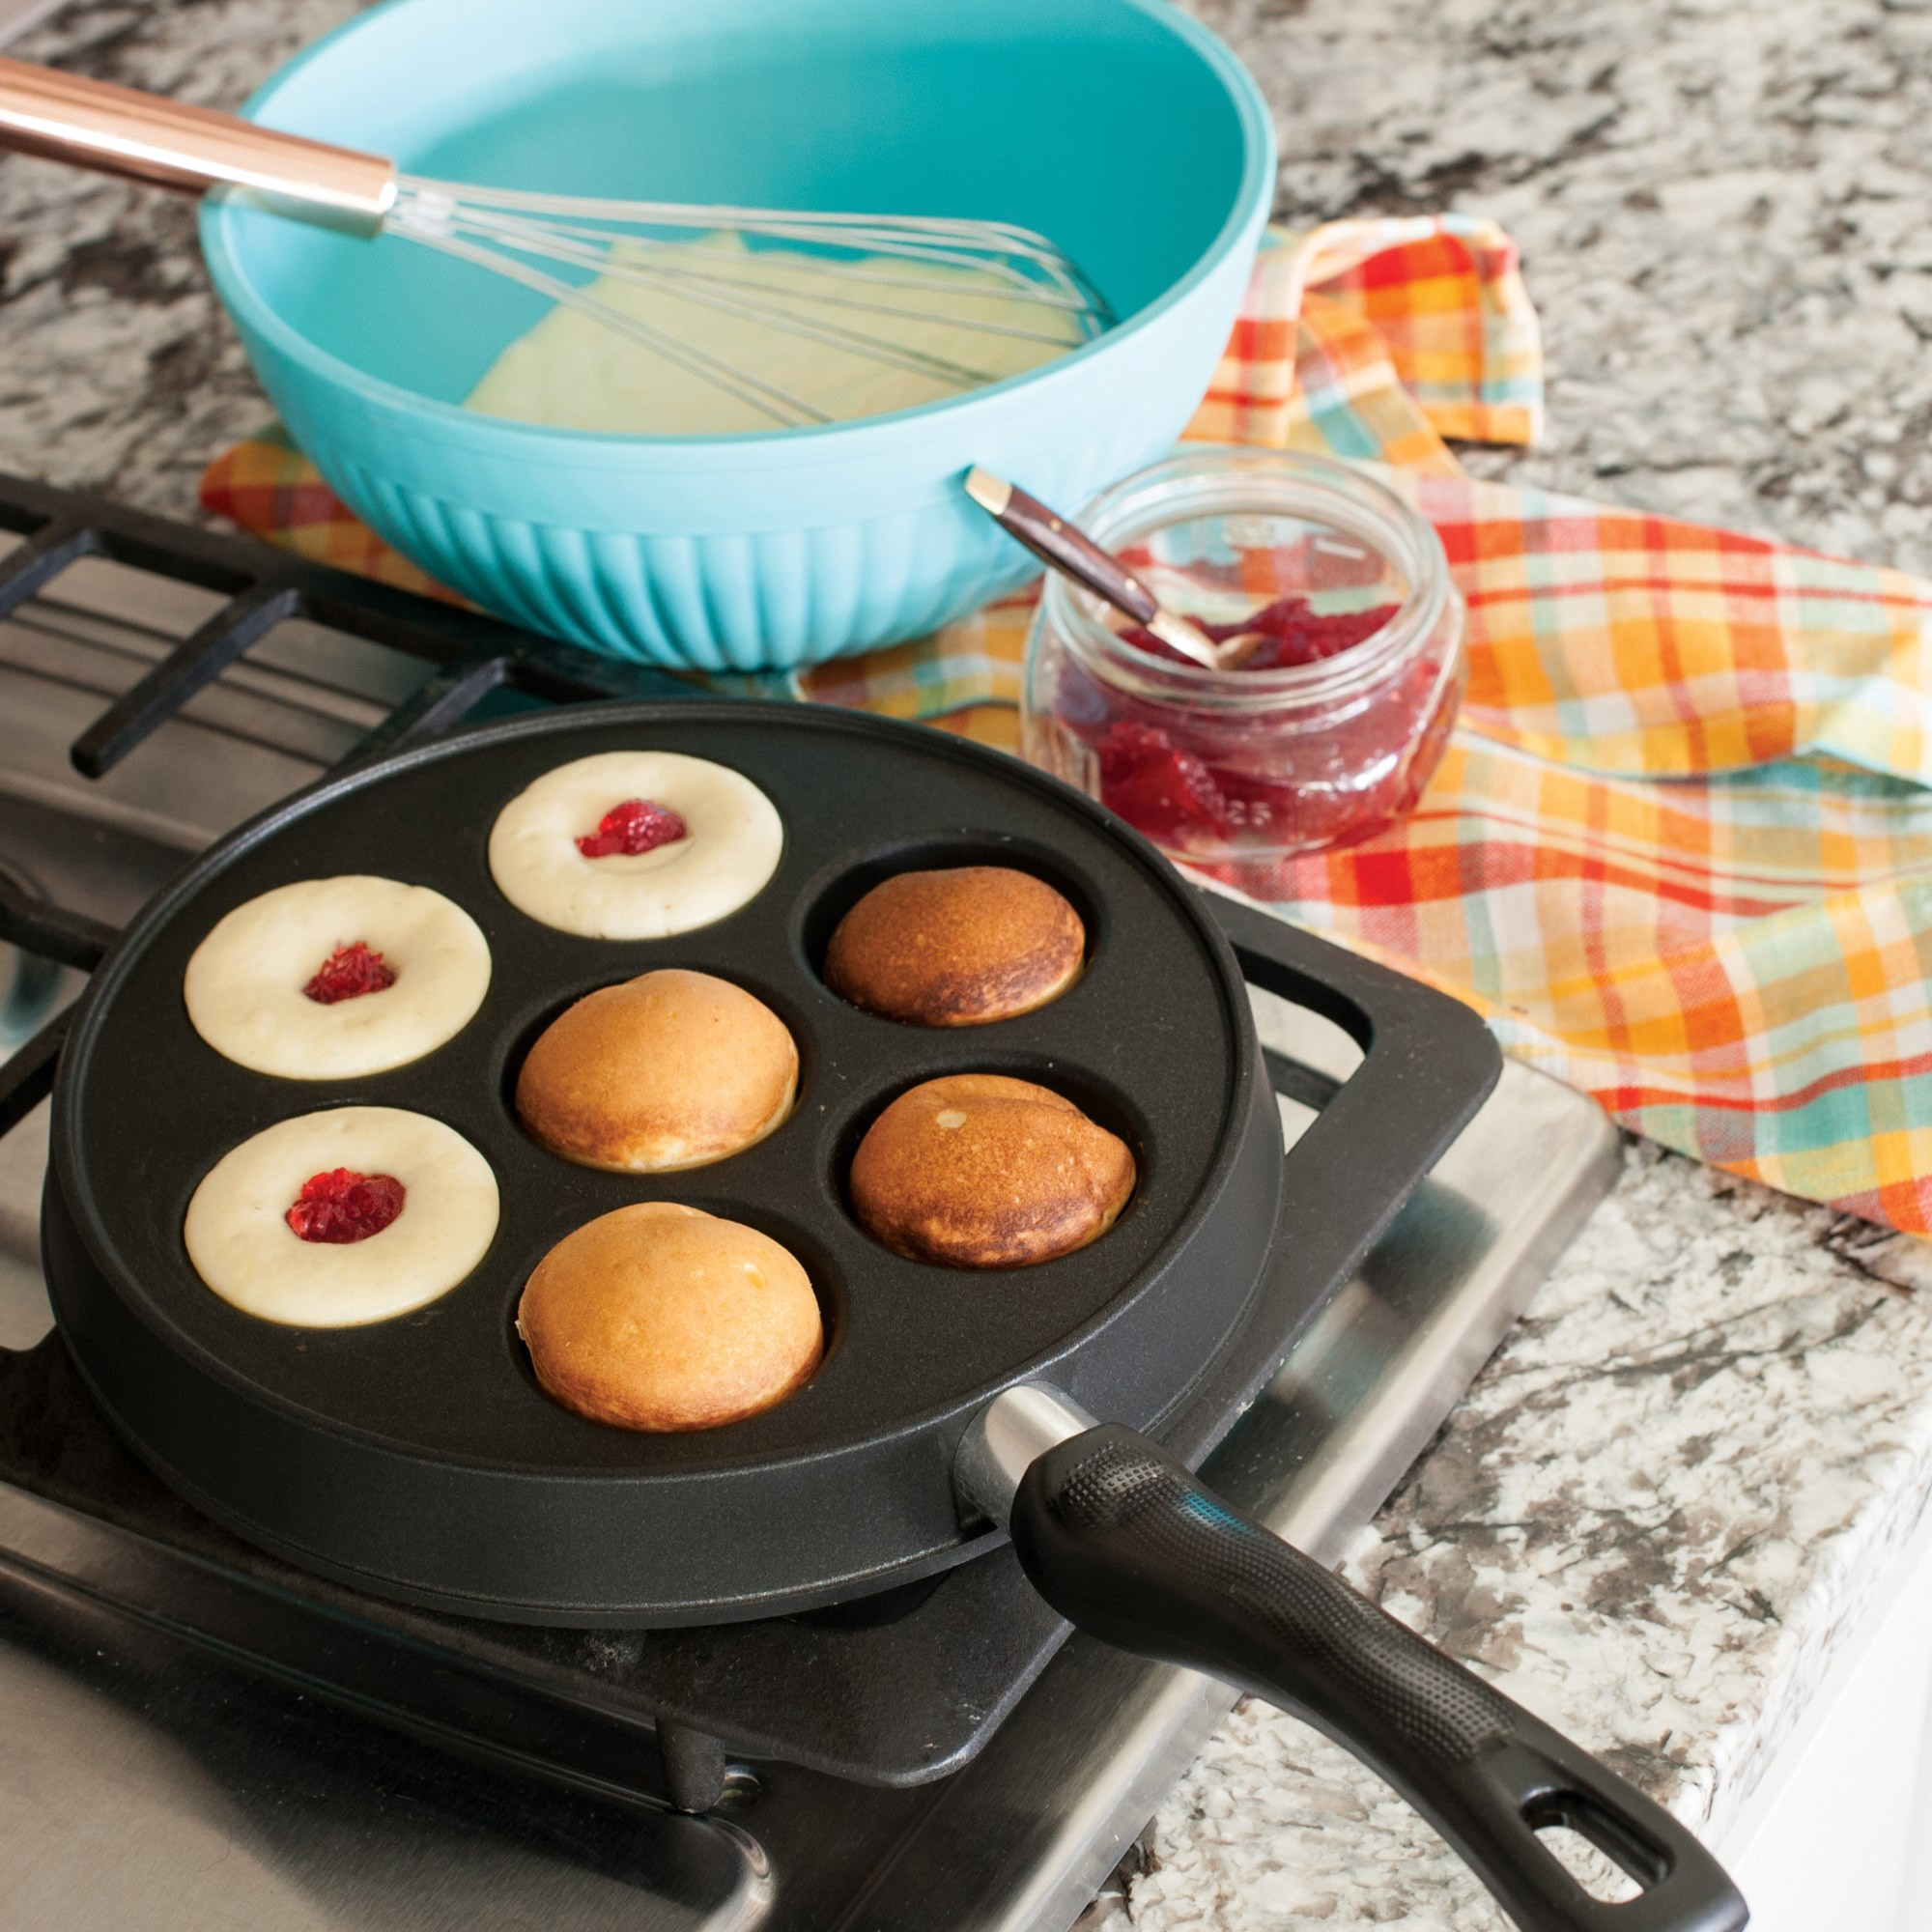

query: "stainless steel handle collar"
left=953, top=1384, right=1096, bottom=1529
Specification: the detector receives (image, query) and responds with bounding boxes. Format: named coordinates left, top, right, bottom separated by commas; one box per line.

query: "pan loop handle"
left=1008, top=1422, right=1749, bottom=1932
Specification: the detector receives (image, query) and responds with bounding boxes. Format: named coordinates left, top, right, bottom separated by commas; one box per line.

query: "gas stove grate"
left=0, top=471, right=690, bottom=1178
left=0, top=472, right=691, bottom=779
left=0, top=471, right=838, bottom=1810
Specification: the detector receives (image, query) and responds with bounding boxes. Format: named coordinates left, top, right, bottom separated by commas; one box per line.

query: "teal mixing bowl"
left=200, top=0, right=1275, bottom=672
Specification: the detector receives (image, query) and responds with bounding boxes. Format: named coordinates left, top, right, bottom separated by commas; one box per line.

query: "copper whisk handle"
left=0, top=56, right=395, bottom=227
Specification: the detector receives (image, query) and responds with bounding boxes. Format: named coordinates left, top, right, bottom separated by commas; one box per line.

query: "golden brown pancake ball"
left=849, top=1072, right=1135, bottom=1267
left=824, top=867, right=1084, bottom=1026
left=516, top=968, right=797, bottom=1173
left=519, top=1203, right=822, bottom=1432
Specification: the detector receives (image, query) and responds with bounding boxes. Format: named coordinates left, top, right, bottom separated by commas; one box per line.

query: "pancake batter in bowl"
left=465, top=233, right=1078, bottom=436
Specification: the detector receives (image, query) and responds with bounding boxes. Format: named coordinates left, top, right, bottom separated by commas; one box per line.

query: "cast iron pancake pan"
left=48, top=700, right=1292, bottom=1624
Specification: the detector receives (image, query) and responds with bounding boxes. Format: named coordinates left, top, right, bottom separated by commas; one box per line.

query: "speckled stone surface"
left=1201, top=0, right=1932, bottom=574
left=5, top=3, right=1932, bottom=1928
left=0, top=0, right=359, bottom=515
left=1089, top=1144, right=1932, bottom=1929
left=1081, top=2, right=1932, bottom=1921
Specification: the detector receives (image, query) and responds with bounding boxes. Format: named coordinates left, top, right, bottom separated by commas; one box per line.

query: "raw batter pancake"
left=184, top=875, right=491, bottom=1079
left=184, top=1105, right=499, bottom=1327
left=489, top=751, right=781, bottom=939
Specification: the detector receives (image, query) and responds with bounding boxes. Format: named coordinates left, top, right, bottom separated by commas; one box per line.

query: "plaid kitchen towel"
left=201, top=215, right=1932, bottom=1236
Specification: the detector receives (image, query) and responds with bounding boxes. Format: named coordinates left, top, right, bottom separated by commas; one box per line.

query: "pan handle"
left=1007, top=1421, right=1748, bottom=1932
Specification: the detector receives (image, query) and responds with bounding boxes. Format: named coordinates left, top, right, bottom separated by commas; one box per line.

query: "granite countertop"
left=6, top=2, right=1932, bottom=1928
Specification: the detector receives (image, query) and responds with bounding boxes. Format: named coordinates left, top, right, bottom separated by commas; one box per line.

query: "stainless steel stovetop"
left=0, top=530, right=1619, bottom=1931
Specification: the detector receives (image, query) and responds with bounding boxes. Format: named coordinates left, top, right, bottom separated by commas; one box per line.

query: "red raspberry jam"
left=1120, top=596, right=1402, bottom=673
left=303, top=941, right=396, bottom=1005
left=286, top=1169, right=406, bottom=1244
left=1049, top=599, right=1463, bottom=860
left=576, top=798, right=689, bottom=859
left=1021, top=451, right=1466, bottom=868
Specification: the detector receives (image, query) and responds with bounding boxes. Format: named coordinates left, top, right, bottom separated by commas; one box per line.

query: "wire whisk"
left=0, top=57, right=1114, bottom=430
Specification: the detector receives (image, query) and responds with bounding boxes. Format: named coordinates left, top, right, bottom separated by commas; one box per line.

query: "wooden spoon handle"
left=964, top=468, right=1160, bottom=626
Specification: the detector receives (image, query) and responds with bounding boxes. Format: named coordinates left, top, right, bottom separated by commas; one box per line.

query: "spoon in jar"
left=963, top=467, right=1266, bottom=670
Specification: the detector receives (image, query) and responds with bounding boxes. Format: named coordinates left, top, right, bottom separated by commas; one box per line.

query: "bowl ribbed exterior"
left=205, top=7, right=1273, bottom=673
left=230, top=241, right=1259, bottom=672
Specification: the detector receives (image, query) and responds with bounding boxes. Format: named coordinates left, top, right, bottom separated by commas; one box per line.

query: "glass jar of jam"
left=1020, top=448, right=1465, bottom=873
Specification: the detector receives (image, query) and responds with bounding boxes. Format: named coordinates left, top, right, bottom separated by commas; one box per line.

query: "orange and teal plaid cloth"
left=202, top=215, right=1932, bottom=1236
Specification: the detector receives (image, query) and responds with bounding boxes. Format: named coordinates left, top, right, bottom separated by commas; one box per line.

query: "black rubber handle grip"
left=1010, top=1426, right=1748, bottom=1932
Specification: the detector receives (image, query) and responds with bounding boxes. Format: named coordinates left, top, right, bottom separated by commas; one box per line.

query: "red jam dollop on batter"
left=303, top=941, right=397, bottom=1005
left=576, top=798, right=689, bottom=859
left=286, top=1169, right=406, bottom=1244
